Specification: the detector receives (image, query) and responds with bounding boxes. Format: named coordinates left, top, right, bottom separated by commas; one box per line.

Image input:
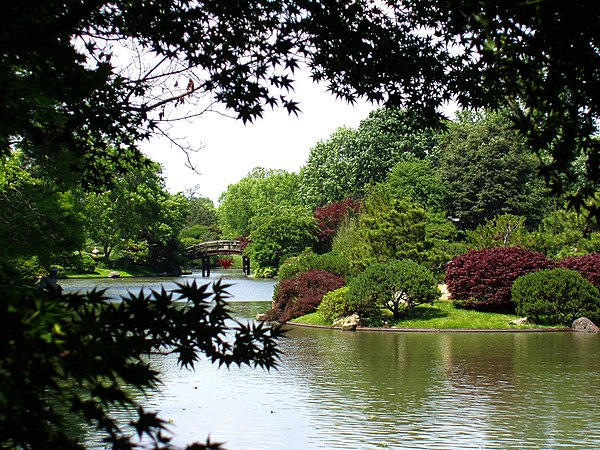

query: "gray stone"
left=108, top=271, right=121, bottom=278
left=572, top=317, right=600, bottom=332
left=333, top=313, right=362, bottom=331
left=509, top=317, right=529, bottom=325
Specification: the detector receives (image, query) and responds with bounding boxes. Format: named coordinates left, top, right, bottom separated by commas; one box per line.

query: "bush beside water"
left=512, top=268, right=600, bottom=326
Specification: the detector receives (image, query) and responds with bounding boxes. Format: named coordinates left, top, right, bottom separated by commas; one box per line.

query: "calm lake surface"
left=65, top=272, right=600, bottom=449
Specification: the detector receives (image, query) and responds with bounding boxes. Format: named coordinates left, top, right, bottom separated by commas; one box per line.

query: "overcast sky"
left=141, top=74, right=375, bottom=205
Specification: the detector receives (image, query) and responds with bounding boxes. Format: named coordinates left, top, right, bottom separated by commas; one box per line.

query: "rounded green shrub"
left=347, top=259, right=439, bottom=322
left=512, top=268, right=600, bottom=325
left=317, top=287, right=350, bottom=323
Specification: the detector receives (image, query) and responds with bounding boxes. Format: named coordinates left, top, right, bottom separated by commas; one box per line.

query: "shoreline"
left=285, top=322, right=572, bottom=333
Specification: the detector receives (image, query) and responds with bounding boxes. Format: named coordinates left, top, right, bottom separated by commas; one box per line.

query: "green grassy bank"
left=292, top=299, right=561, bottom=329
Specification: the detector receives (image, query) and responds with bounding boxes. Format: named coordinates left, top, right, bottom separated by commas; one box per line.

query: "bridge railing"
left=185, top=240, right=250, bottom=276
left=186, top=240, right=243, bottom=257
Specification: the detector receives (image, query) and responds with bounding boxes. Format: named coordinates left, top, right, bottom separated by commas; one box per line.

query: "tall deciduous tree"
left=0, top=152, right=85, bottom=284
left=217, top=168, right=303, bottom=238
left=246, top=206, right=317, bottom=277
left=300, top=108, right=438, bottom=207
left=386, top=156, right=448, bottom=213
left=84, top=160, right=188, bottom=273
left=438, top=110, right=551, bottom=229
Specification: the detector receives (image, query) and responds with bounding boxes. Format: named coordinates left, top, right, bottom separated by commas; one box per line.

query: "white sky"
left=142, top=75, right=375, bottom=205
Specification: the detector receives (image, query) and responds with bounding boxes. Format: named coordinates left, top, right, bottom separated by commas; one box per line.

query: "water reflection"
left=71, top=274, right=600, bottom=449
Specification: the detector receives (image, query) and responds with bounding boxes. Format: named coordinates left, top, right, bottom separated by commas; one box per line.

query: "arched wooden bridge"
left=185, top=240, right=250, bottom=276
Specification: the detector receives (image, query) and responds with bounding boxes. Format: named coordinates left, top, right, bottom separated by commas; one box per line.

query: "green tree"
left=331, top=185, right=427, bottom=273
left=218, top=168, right=302, bottom=238
left=0, top=151, right=85, bottom=284
left=360, top=185, right=427, bottom=264
left=531, top=208, right=600, bottom=259
left=84, top=161, right=188, bottom=273
left=246, top=206, right=317, bottom=277
left=183, top=189, right=219, bottom=229
left=386, top=156, right=448, bottom=212
left=2, top=1, right=597, bottom=213
left=300, top=108, right=438, bottom=208
left=438, top=110, right=551, bottom=229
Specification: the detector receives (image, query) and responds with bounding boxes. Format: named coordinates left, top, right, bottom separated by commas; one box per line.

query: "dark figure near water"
left=39, top=267, right=63, bottom=294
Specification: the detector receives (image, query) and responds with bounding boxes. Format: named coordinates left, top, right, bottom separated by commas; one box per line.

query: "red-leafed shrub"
left=446, top=247, right=554, bottom=312
left=266, top=269, right=345, bottom=322
left=314, top=198, right=361, bottom=253
left=238, top=235, right=250, bottom=250
left=217, top=258, right=234, bottom=269
left=557, top=254, right=600, bottom=290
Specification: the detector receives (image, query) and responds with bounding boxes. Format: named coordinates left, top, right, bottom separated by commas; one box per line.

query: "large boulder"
left=572, top=317, right=600, bottom=332
left=332, top=314, right=363, bottom=331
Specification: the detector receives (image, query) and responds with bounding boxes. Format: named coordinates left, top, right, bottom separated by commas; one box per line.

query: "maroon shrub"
left=558, top=254, right=600, bottom=289
left=267, top=269, right=345, bottom=322
left=446, top=247, right=554, bottom=311
left=314, top=198, right=361, bottom=252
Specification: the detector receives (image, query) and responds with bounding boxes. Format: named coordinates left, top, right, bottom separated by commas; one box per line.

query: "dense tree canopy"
left=300, top=108, right=438, bottom=207
left=84, top=160, right=188, bottom=273
left=437, top=111, right=552, bottom=229
left=218, top=167, right=303, bottom=238
left=3, top=0, right=596, bottom=212
left=246, top=205, right=317, bottom=276
left=0, top=152, right=85, bottom=284
left=386, top=156, right=448, bottom=213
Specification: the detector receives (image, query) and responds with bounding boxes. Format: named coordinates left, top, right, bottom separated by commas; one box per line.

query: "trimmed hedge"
left=446, top=247, right=553, bottom=312
left=512, top=268, right=600, bottom=325
left=557, top=254, right=600, bottom=290
left=266, top=269, right=345, bottom=323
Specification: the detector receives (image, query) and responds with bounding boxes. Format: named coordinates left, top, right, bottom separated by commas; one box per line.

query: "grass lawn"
left=292, top=300, right=562, bottom=329
left=64, top=267, right=149, bottom=279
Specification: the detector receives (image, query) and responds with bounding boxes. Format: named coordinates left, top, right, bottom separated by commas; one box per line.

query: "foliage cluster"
left=246, top=206, right=316, bottom=276
left=446, top=247, right=554, bottom=312
left=278, top=251, right=351, bottom=282
left=313, top=198, right=361, bottom=253
left=512, top=268, right=600, bottom=325
left=557, top=254, right=600, bottom=290
left=317, top=287, right=350, bottom=323
left=0, top=281, right=282, bottom=449
left=267, top=269, right=345, bottom=323
left=218, top=168, right=303, bottom=238
left=521, top=209, right=600, bottom=258
left=332, top=186, right=428, bottom=274
left=346, top=259, right=439, bottom=322
left=437, top=111, right=552, bottom=229
left=300, top=108, right=438, bottom=208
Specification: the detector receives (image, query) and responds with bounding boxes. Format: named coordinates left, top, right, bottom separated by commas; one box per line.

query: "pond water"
left=66, top=273, right=600, bottom=449
left=60, top=269, right=276, bottom=301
